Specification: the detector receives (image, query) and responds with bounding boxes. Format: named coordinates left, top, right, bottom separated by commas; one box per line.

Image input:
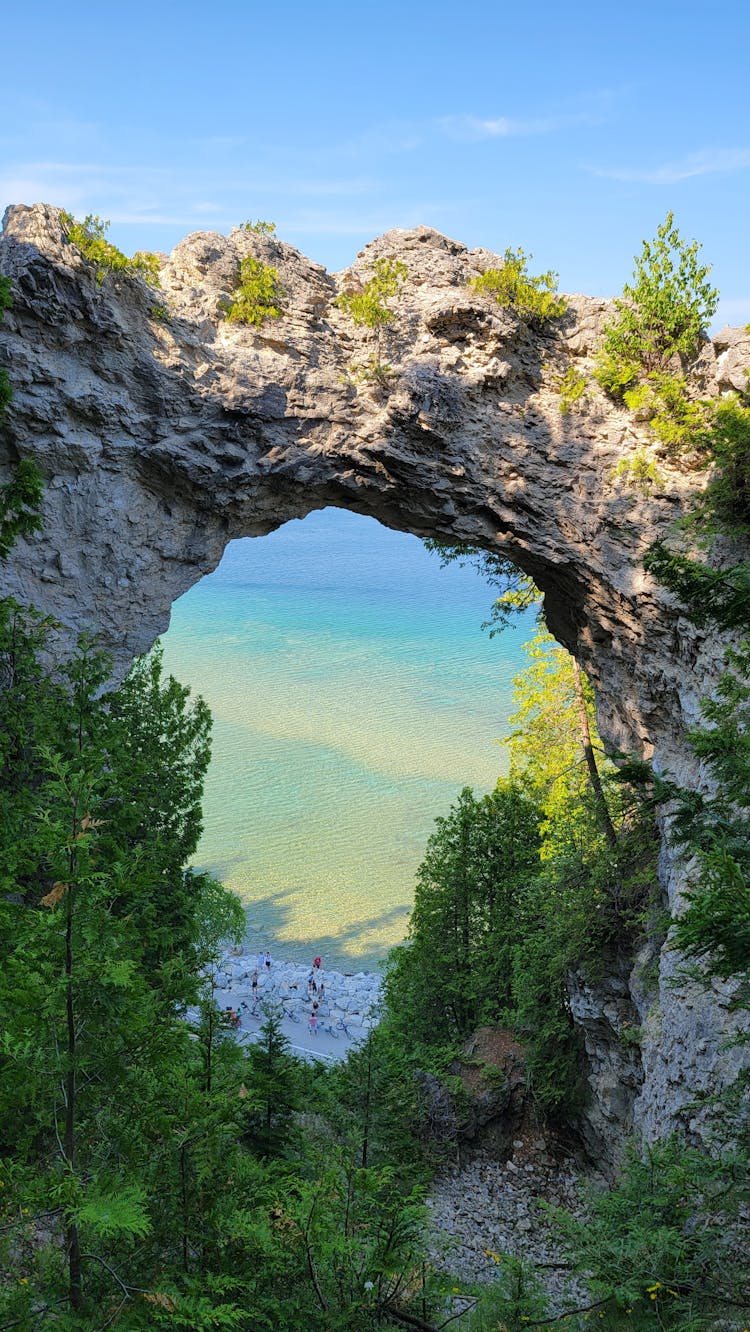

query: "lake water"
left=158, top=508, right=532, bottom=969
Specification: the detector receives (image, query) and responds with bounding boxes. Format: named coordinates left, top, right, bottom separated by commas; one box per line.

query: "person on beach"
left=307, top=970, right=315, bottom=996
left=313, top=955, right=322, bottom=971
left=251, top=970, right=258, bottom=1003
left=318, top=981, right=325, bottom=1003
left=264, top=949, right=272, bottom=971
left=308, top=1009, right=318, bottom=1034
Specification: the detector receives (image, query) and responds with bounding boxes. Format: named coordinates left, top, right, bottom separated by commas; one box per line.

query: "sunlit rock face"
left=1, top=202, right=749, bottom=1153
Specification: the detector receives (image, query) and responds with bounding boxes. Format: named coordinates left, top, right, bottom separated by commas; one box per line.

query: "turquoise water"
left=158, top=508, right=532, bottom=969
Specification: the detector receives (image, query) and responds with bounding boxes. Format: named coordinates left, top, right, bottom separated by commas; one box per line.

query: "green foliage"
left=596, top=212, right=718, bottom=382
left=667, top=642, right=750, bottom=981
left=644, top=542, right=750, bottom=632
left=224, top=254, right=284, bottom=327
left=0, top=457, right=44, bottom=557
left=384, top=781, right=543, bottom=1047
left=336, top=257, right=408, bottom=329
left=241, top=1007, right=302, bottom=1156
left=71, top=1182, right=152, bottom=1240
left=700, top=394, right=750, bottom=526
left=456, top=1253, right=551, bottom=1328
left=423, top=539, right=541, bottom=633
left=594, top=216, right=719, bottom=466
left=593, top=349, right=640, bottom=399
left=325, top=1027, right=426, bottom=1173
left=470, top=247, right=567, bottom=325
left=61, top=212, right=162, bottom=287
left=557, top=1138, right=750, bottom=1328
left=341, top=354, right=396, bottom=387
left=556, top=365, right=587, bottom=414
left=505, top=633, right=615, bottom=862
left=131, top=248, right=162, bottom=286
left=623, top=372, right=712, bottom=455
left=611, top=449, right=665, bottom=493
left=239, top=218, right=277, bottom=235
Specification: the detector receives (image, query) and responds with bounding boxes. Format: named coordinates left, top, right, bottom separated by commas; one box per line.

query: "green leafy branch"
left=556, top=366, right=587, bottom=414
left=238, top=218, right=277, bottom=235
left=224, top=256, right=284, bottom=327
left=470, top=247, right=567, bottom=325
left=596, top=212, right=718, bottom=381
left=610, top=450, right=666, bottom=494
left=61, top=212, right=162, bottom=288
left=335, top=257, right=408, bottom=329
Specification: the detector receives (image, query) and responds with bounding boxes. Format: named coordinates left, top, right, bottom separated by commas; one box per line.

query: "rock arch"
left=2, top=203, right=749, bottom=1149
left=5, top=203, right=746, bottom=770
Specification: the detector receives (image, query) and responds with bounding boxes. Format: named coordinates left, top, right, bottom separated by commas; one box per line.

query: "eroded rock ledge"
left=1, top=202, right=749, bottom=1150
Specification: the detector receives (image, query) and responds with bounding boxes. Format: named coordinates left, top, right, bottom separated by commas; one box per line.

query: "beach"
left=204, top=947, right=383, bottom=1062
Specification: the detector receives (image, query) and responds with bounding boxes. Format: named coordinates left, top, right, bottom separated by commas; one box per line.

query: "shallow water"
left=158, top=508, right=532, bottom=969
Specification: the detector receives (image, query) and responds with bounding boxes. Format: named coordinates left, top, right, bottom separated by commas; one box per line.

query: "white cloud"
left=589, top=148, right=750, bottom=184
left=439, top=111, right=595, bottom=141
left=0, top=159, right=383, bottom=232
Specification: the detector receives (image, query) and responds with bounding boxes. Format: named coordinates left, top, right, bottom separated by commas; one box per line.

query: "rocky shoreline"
left=207, top=947, right=383, bottom=1034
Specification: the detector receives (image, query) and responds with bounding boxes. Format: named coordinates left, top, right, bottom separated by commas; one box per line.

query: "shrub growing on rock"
left=225, top=255, right=284, bottom=327
left=596, top=212, right=718, bottom=382
left=61, top=213, right=161, bottom=287
left=470, top=247, right=567, bottom=325
left=336, top=257, right=408, bottom=329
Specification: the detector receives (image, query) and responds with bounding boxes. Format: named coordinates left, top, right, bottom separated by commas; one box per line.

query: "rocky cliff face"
left=1, top=203, right=748, bottom=1154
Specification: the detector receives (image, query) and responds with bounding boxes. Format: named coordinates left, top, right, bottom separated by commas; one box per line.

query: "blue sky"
left=2, top=0, right=748, bottom=325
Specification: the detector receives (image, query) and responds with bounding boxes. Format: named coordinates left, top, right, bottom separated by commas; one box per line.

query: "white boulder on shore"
left=206, top=947, right=383, bottom=1034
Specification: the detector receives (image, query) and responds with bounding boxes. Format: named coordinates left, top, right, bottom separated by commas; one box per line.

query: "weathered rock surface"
left=427, top=1138, right=592, bottom=1312
left=1, top=202, right=749, bottom=1154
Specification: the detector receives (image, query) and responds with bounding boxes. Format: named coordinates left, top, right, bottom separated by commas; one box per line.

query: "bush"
left=557, top=366, right=587, bottom=414
left=594, top=350, right=640, bottom=401
left=703, top=395, right=750, bottom=525
left=336, top=258, right=408, bottom=329
left=224, top=255, right=284, bottom=327
left=593, top=217, right=719, bottom=462
left=239, top=218, right=277, bottom=235
left=622, top=373, right=712, bottom=455
left=595, top=212, right=718, bottom=382
left=341, top=354, right=396, bottom=387
left=470, top=247, right=567, bottom=325
left=558, top=1138, right=750, bottom=1329
left=61, top=212, right=161, bottom=288
left=611, top=451, right=665, bottom=493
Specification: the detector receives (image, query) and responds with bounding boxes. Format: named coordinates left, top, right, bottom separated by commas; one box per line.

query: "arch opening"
left=158, top=506, right=536, bottom=970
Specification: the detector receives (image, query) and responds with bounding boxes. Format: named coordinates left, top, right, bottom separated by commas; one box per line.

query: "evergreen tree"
left=384, top=781, right=542, bottom=1048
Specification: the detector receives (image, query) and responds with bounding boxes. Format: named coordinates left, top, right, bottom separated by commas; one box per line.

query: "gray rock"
left=1, top=203, right=749, bottom=1152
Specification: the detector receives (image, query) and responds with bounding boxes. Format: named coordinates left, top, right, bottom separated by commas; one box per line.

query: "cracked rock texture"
left=1, top=203, right=749, bottom=1153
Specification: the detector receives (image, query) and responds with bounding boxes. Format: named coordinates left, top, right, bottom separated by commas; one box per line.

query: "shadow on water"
left=197, top=875, right=411, bottom=973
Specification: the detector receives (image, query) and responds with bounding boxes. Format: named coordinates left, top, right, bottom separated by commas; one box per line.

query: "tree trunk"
left=572, top=659, right=618, bottom=848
